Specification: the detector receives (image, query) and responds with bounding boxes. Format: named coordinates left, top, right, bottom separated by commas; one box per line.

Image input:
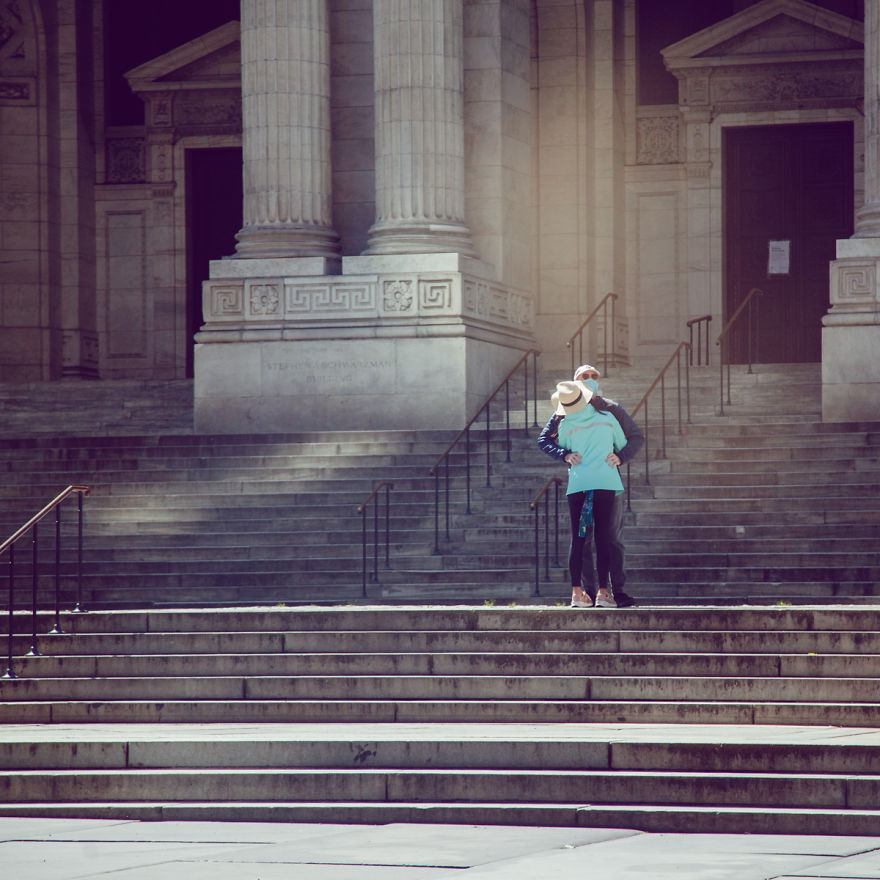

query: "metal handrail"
left=565, top=292, right=617, bottom=377
left=2, top=485, right=90, bottom=680
left=429, top=349, right=539, bottom=553
left=529, top=476, right=564, bottom=598
left=686, top=315, right=712, bottom=366
left=356, top=482, right=393, bottom=598
left=716, top=287, right=764, bottom=415
left=626, top=342, right=692, bottom=509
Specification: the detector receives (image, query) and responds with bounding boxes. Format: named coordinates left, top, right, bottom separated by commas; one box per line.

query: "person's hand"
left=605, top=452, right=621, bottom=467
left=564, top=452, right=581, bottom=466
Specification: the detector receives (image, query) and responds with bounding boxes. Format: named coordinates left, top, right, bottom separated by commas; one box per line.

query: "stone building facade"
left=0, top=0, right=875, bottom=428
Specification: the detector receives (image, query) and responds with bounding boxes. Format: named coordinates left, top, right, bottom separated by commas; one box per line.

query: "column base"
left=823, top=247, right=880, bottom=421
left=233, top=224, right=340, bottom=259
left=364, top=221, right=476, bottom=257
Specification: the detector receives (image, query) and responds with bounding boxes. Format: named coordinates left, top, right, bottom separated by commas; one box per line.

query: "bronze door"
left=723, top=122, right=853, bottom=364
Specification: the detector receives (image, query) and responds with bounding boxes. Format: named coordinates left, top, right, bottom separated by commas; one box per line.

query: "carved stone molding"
left=203, top=271, right=534, bottom=333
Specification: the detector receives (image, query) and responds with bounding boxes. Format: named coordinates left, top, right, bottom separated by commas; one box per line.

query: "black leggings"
left=567, top=489, right=626, bottom=591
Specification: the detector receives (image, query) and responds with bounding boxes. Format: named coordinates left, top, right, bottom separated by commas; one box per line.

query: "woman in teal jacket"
left=554, top=380, right=627, bottom=608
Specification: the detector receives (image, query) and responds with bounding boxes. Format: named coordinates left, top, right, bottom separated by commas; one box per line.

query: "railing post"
left=2, top=544, right=15, bottom=679
left=384, top=483, right=391, bottom=570
left=73, top=491, right=86, bottom=613
left=505, top=381, right=512, bottom=462
left=644, top=399, right=651, bottom=486
left=372, top=494, right=379, bottom=584
left=531, top=351, right=539, bottom=428
left=553, top=480, right=560, bottom=568
left=49, top=505, right=63, bottom=635
left=27, top=526, right=40, bottom=657
left=533, top=502, right=540, bottom=598
left=444, top=458, right=451, bottom=543
left=361, top=508, right=368, bottom=597
left=543, top=491, right=550, bottom=582
left=659, top=374, right=667, bottom=460
left=433, top=470, right=440, bottom=555
left=465, top=427, right=471, bottom=515
left=484, top=404, right=492, bottom=488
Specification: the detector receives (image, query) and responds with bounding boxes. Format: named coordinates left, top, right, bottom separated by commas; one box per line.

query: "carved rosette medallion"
left=250, top=284, right=280, bottom=316
left=383, top=280, right=414, bottom=312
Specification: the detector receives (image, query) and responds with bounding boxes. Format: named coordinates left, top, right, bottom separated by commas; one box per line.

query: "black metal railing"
left=356, top=482, right=393, bottom=598
left=2, top=485, right=90, bottom=680
left=625, top=342, right=692, bottom=513
left=565, top=292, right=617, bottom=377
left=716, top=286, right=764, bottom=415
left=429, top=349, right=539, bottom=554
left=529, top=476, right=564, bottom=597
left=687, top=314, right=712, bottom=366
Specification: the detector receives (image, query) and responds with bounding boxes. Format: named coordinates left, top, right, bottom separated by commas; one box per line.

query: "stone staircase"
left=1, top=605, right=880, bottom=833
left=1, top=361, right=879, bottom=608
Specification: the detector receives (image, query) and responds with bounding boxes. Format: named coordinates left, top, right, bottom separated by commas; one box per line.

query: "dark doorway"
left=185, top=147, right=243, bottom=377
left=723, top=122, right=853, bottom=363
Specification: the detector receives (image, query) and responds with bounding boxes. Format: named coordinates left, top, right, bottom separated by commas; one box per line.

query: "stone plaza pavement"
left=1, top=722, right=880, bottom=878
left=1, top=816, right=879, bottom=880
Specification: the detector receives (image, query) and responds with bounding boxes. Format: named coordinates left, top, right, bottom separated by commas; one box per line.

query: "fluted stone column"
left=233, top=0, right=339, bottom=258
left=855, top=0, right=880, bottom=238
left=365, top=0, right=474, bottom=255
left=824, top=0, right=880, bottom=420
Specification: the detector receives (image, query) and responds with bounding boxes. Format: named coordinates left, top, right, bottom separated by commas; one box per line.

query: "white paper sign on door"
left=768, top=240, right=790, bottom=275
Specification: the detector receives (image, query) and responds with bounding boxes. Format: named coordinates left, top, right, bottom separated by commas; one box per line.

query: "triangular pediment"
left=125, top=21, right=240, bottom=91
left=663, top=0, right=862, bottom=68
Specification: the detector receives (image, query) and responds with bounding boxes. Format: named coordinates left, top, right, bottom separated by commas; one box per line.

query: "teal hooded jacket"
left=557, top=406, right=627, bottom=495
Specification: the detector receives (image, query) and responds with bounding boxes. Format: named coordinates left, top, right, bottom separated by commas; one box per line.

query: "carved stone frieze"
left=287, top=283, right=376, bottom=316
left=203, top=272, right=532, bottom=332
left=106, top=138, right=146, bottom=183
left=636, top=115, right=681, bottom=165
left=711, top=66, right=862, bottom=110
left=174, top=92, right=242, bottom=133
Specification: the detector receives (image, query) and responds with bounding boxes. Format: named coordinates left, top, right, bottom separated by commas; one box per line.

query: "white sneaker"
left=594, top=594, right=617, bottom=608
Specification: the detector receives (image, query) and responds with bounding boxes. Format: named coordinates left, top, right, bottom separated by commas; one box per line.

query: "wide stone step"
left=0, top=697, right=876, bottom=726
left=1, top=766, right=876, bottom=809
left=10, top=626, right=880, bottom=655
left=3, top=673, right=879, bottom=703
left=0, top=799, right=878, bottom=834
left=12, top=651, right=880, bottom=679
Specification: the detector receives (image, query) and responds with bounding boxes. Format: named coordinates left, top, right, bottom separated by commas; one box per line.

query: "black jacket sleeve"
left=606, top=402, right=644, bottom=465
left=536, top=414, right=568, bottom=462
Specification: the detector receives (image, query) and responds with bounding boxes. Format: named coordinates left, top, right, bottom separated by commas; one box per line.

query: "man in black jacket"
left=537, top=363, right=643, bottom=607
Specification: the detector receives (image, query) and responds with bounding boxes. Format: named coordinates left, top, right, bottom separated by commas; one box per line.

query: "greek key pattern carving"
left=209, top=285, right=245, bottom=318
left=249, top=284, right=280, bottom=316
left=419, top=280, right=453, bottom=311
left=463, top=280, right=531, bottom=329
left=383, top=280, right=414, bottom=312
left=636, top=116, right=681, bottom=165
left=286, top=283, right=376, bottom=315
left=836, top=264, right=877, bottom=302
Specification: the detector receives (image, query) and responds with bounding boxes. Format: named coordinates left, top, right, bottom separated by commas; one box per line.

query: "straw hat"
left=552, top=380, right=593, bottom=416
